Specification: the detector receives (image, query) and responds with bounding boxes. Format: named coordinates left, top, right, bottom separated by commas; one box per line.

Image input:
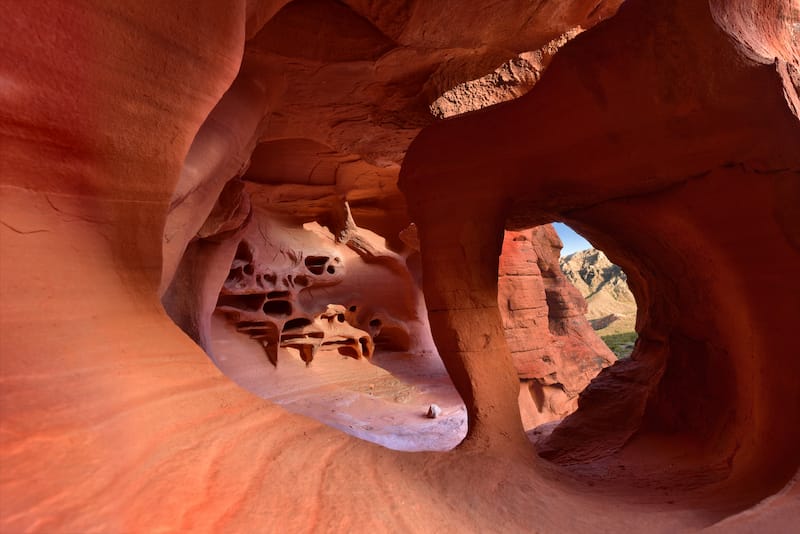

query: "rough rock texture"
left=560, top=248, right=637, bottom=335
left=2, top=0, right=799, bottom=533
left=400, top=0, right=800, bottom=526
left=162, top=0, right=620, bottom=262
left=156, top=0, right=617, bottom=460
left=161, top=193, right=453, bottom=449
left=429, top=28, right=583, bottom=119
left=213, top=215, right=377, bottom=365
left=499, top=227, right=615, bottom=427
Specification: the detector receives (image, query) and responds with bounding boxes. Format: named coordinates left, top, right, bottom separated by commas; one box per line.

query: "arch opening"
left=498, top=222, right=638, bottom=436
left=555, top=222, right=638, bottom=359
left=163, top=192, right=467, bottom=452
left=503, top=210, right=763, bottom=508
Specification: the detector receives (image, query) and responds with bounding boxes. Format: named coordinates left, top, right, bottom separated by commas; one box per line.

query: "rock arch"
left=401, top=0, right=800, bottom=500
left=2, top=0, right=798, bottom=531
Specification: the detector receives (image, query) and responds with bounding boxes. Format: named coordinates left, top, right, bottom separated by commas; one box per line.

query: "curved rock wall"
left=1, top=0, right=798, bottom=532
left=401, top=0, right=800, bottom=508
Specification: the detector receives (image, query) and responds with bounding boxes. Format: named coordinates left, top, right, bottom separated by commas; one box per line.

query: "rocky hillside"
left=559, top=248, right=636, bottom=336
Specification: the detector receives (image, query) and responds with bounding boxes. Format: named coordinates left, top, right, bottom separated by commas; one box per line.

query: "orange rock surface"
left=2, top=0, right=799, bottom=532
left=499, top=226, right=615, bottom=427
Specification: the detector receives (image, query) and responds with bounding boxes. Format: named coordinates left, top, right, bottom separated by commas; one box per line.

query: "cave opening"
left=499, top=222, right=637, bottom=436
left=156, top=0, right=799, bottom=516
left=501, top=216, right=749, bottom=503
left=553, top=222, right=638, bottom=359
left=164, top=204, right=467, bottom=452
left=5, top=0, right=800, bottom=528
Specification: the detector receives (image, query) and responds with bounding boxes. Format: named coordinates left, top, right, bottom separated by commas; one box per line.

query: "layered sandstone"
left=400, top=0, right=800, bottom=522
left=2, top=0, right=799, bottom=532
left=499, top=227, right=615, bottom=427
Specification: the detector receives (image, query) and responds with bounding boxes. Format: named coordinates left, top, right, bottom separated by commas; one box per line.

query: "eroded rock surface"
left=499, top=227, right=615, bottom=427
left=215, top=216, right=375, bottom=365
left=2, top=0, right=799, bottom=532
left=401, top=0, right=800, bottom=524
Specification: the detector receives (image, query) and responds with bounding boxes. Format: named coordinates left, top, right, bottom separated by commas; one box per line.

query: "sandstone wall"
left=499, top=226, right=615, bottom=427
left=2, top=0, right=798, bottom=532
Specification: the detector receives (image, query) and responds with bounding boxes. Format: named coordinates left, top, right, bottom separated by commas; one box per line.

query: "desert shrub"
left=601, top=331, right=637, bottom=359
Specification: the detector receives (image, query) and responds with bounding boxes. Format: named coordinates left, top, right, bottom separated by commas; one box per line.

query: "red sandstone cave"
left=1, top=0, right=799, bottom=532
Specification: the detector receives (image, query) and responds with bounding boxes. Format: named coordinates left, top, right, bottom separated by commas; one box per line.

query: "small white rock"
left=426, top=404, right=442, bottom=419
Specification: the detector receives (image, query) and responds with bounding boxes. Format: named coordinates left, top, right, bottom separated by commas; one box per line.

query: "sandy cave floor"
left=209, top=312, right=467, bottom=451
left=207, top=311, right=769, bottom=524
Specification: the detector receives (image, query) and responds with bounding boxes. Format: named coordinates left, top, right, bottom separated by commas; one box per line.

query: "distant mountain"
left=558, top=248, right=636, bottom=336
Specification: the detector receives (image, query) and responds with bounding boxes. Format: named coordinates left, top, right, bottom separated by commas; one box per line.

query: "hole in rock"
left=217, top=293, right=264, bottom=312
left=502, top=221, right=746, bottom=502
left=172, top=213, right=466, bottom=452
left=304, top=255, right=329, bottom=275
left=263, top=300, right=293, bottom=316
left=283, top=317, right=312, bottom=331
left=235, top=240, right=253, bottom=263
left=554, top=223, right=637, bottom=358
left=337, top=345, right=360, bottom=358
left=145, top=2, right=800, bottom=521
left=373, top=325, right=411, bottom=352
left=498, top=222, right=637, bottom=442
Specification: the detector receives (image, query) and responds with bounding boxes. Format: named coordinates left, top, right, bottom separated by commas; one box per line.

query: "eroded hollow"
left=157, top=0, right=800, bottom=524
left=304, top=255, right=329, bottom=275
left=262, top=300, right=292, bottom=316
left=499, top=223, right=638, bottom=437
left=507, top=214, right=753, bottom=505
left=166, top=208, right=466, bottom=452
left=217, top=293, right=264, bottom=312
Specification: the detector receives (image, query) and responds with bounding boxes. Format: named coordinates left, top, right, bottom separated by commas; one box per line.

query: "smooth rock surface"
left=1, top=0, right=798, bottom=532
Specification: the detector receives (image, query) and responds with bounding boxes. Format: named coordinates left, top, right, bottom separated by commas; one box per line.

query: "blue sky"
left=553, top=222, right=592, bottom=256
